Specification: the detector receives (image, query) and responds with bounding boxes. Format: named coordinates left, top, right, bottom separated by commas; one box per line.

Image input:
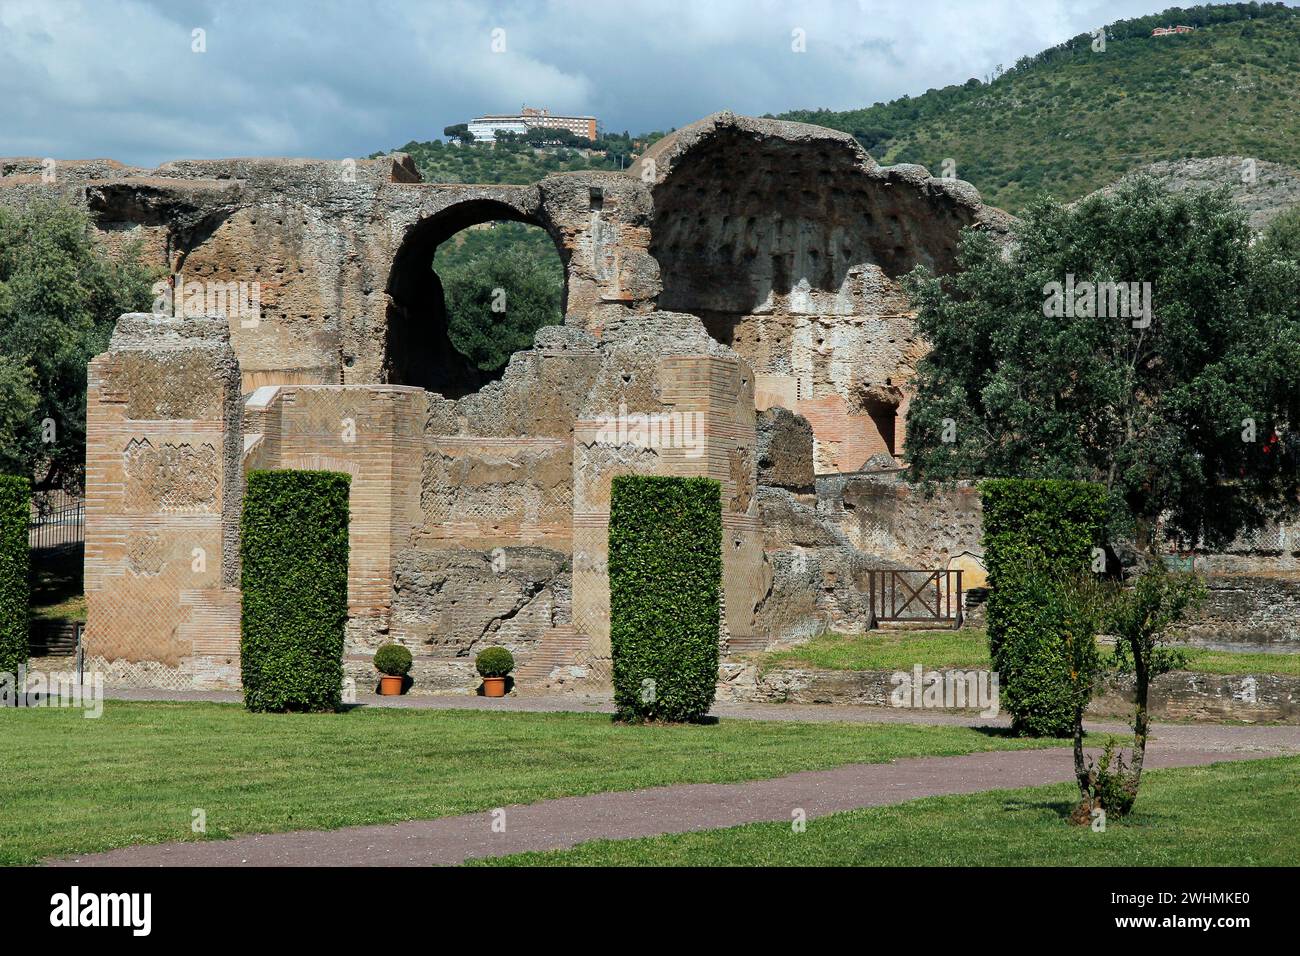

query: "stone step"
left=873, top=619, right=963, bottom=631
left=515, top=626, right=587, bottom=683
left=29, top=619, right=81, bottom=656
left=724, top=634, right=770, bottom=655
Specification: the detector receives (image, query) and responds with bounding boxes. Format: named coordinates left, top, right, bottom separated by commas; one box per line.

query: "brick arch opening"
left=383, top=198, right=569, bottom=399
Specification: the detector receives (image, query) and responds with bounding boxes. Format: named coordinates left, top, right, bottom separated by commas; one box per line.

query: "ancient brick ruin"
left=3, top=111, right=1289, bottom=692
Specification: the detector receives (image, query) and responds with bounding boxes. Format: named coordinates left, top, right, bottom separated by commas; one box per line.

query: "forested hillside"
left=776, top=3, right=1300, bottom=212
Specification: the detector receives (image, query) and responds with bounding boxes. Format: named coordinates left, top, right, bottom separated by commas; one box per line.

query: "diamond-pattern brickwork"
left=84, top=315, right=243, bottom=687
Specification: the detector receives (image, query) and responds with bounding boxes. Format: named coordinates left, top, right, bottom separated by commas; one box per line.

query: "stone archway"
left=383, top=198, right=569, bottom=399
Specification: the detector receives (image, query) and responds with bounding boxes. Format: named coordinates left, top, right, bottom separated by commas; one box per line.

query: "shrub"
left=1094, top=565, right=1205, bottom=815
left=0, top=476, right=30, bottom=686
left=240, top=470, right=350, bottom=713
left=609, top=475, right=722, bottom=723
left=982, top=478, right=1107, bottom=737
left=373, top=643, right=413, bottom=677
left=475, top=646, right=514, bottom=678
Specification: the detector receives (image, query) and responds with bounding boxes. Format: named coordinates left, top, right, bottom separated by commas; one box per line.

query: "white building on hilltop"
left=467, top=119, right=528, bottom=143
left=467, top=106, right=598, bottom=143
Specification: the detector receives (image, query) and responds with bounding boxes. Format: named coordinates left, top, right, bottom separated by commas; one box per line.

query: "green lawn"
left=30, top=549, right=86, bottom=623
left=474, top=756, right=1300, bottom=867
left=30, top=593, right=86, bottom=623
left=761, top=629, right=991, bottom=672
left=760, top=629, right=1300, bottom=677
left=1184, top=648, right=1300, bottom=676
left=0, top=700, right=1068, bottom=865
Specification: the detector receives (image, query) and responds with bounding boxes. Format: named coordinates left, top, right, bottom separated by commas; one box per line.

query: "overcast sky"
left=0, top=0, right=1235, bottom=167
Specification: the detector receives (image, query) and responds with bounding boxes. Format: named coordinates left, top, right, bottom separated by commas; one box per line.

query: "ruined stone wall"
left=571, top=315, right=762, bottom=657
left=82, top=306, right=767, bottom=691
left=751, top=407, right=977, bottom=644
left=632, top=112, right=1011, bottom=473
left=1183, top=573, right=1300, bottom=651
left=49, top=113, right=1038, bottom=691
left=1166, top=521, right=1300, bottom=650
left=718, top=663, right=1300, bottom=723
left=786, top=466, right=1300, bottom=651
left=242, top=384, right=426, bottom=650
left=0, top=156, right=661, bottom=399
left=378, top=326, right=597, bottom=678
left=84, top=314, right=242, bottom=688
left=1, top=113, right=1007, bottom=475
left=385, top=313, right=763, bottom=684
left=816, top=473, right=984, bottom=569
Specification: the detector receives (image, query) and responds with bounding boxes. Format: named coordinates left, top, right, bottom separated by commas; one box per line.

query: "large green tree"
left=0, top=200, right=154, bottom=490
left=1260, top=205, right=1300, bottom=262
left=904, top=177, right=1300, bottom=553
left=436, top=223, right=564, bottom=375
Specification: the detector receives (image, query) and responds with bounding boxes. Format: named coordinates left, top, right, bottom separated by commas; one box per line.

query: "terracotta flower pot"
left=482, top=676, right=507, bottom=698
left=379, top=674, right=404, bottom=696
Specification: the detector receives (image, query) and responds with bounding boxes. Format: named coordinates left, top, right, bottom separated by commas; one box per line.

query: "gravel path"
left=47, top=692, right=1298, bottom=867
left=50, top=746, right=1281, bottom=867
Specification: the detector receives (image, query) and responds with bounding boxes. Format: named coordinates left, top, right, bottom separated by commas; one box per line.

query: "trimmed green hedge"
left=475, top=646, right=514, bottom=678
left=609, top=475, right=722, bottom=722
left=982, top=478, right=1107, bottom=737
left=373, top=643, right=412, bottom=678
left=0, top=476, right=30, bottom=685
left=240, top=470, right=350, bottom=713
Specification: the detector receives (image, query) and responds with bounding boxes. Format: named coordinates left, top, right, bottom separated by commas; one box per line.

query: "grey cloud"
left=0, top=0, right=1180, bottom=166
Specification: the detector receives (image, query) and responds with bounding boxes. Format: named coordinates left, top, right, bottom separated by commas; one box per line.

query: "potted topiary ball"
left=475, top=646, right=514, bottom=698
left=373, top=643, right=413, bottom=696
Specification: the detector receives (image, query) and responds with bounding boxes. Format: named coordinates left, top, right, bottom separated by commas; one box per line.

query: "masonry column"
left=572, top=351, right=764, bottom=663
left=84, top=313, right=243, bottom=689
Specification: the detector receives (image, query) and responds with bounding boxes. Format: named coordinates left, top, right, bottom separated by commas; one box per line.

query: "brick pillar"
left=84, top=314, right=243, bottom=689
left=242, top=384, right=426, bottom=653
left=572, top=354, right=763, bottom=659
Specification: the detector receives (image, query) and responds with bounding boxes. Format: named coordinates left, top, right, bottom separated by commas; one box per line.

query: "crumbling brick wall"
left=40, top=112, right=1034, bottom=690
left=84, top=314, right=243, bottom=689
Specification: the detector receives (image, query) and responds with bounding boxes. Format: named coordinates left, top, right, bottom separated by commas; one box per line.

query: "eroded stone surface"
left=757, top=407, right=815, bottom=492
left=84, top=314, right=242, bottom=681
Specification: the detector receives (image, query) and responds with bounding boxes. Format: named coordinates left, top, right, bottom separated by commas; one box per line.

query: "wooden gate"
left=866, top=569, right=963, bottom=629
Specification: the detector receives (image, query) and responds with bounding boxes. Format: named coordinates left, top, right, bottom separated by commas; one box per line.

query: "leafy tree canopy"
left=904, top=176, right=1300, bottom=552
left=1260, top=204, right=1300, bottom=261
left=436, top=222, right=564, bottom=375
left=0, top=200, right=154, bottom=489
left=442, top=123, right=472, bottom=144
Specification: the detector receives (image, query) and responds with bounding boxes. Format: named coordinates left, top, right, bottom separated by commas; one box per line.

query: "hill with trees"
left=775, top=3, right=1300, bottom=212
left=371, top=130, right=666, bottom=185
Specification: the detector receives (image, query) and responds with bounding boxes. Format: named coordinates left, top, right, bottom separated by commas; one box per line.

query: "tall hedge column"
left=982, top=478, right=1107, bottom=736
left=609, top=475, right=722, bottom=722
left=0, top=477, right=31, bottom=688
left=240, top=470, right=350, bottom=712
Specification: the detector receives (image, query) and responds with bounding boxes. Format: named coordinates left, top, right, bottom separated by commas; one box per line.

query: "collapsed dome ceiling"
left=640, top=113, right=1003, bottom=317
